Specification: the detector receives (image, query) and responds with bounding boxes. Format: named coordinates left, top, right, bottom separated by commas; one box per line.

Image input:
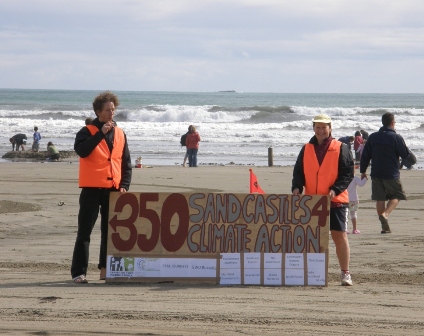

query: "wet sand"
left=0, top=162, right=423, bottom=335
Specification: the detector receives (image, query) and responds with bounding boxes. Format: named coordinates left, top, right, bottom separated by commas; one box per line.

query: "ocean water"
left=1, top=89, right=423, bottom=167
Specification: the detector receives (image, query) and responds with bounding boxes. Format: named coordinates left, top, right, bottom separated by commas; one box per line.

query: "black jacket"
left=12, top=133, right=27, bottom=144
left=360, top=126, right=408, bottom=180
left=74, top=118, right=132, bottom=190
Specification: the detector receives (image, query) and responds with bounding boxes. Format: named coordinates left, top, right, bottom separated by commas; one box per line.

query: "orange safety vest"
left=79, top=125, right=125, bottom=189
left=303, top=139, right=349, bottom=203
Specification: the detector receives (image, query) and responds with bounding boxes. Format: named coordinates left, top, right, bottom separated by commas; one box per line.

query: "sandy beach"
left=0, top=162, right=423, bottom=335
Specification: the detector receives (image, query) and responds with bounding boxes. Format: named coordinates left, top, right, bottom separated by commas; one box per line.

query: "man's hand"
left=293, top=188, right=300, bottom=195
left=119, top=188, right=127, bottom=194
left=102, top=121, right=115, bottom=134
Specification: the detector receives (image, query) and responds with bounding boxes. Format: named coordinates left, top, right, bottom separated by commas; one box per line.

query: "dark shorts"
left=371, top=178, right=407, bottom=201
left=330, top=206, right=349, bottom=232
left=49, top=153, right=60, bottom=161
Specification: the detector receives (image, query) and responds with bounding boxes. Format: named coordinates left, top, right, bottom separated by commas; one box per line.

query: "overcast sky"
left=1, top=0, right=424, bottom=93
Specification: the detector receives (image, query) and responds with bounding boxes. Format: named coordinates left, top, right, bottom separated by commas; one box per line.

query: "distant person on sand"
left=46, top=141, right=61, bottom=161
left=360, top=129, right=369, bottom=140
left=338, top=136, right=354, bottom=151
left=360, top=112, right=409, bottom=234
left=347, top=171, right=367, bottom=234
left=180, top=126, right=190, bottom=167
left=9, top=133, right=27, bottom=151
left=71, top=91, right=132, bottom=284
left=292, top=114, right=354, bottom=286
left=356, top=139, right=367, bottom=161
left=185, top=125, right=201, bottom=167
left=85, top=117, right=93, bottom=126
left=32, top=126, right=41, bottom=152
left=353, top=131, right=363, bottom=161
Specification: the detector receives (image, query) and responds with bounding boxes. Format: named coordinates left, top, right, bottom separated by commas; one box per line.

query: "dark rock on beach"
left=2, top=150, right=79, bottom=161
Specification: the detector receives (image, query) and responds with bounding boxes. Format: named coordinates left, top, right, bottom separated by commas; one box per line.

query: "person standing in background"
left=360, top=112, right=409, bottom=234
left=180, top=126, right=190, bottom=167
left=360, top=129, right=369, bottom=140
left=185, top=125, right=201, bottom=167
left=292, top=114, right=354, bottom=286
left=347, top=171, right=368, bottom=234
left=71, top=91, right=132, bottom=284
left=32, top=127, right=41, bottom=152
left=353, top=131, right=363, bottom=162
left=356, top=139, right=367, bottom=161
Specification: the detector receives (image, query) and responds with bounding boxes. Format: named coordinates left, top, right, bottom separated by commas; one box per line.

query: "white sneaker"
left=341, top=271, right=353, bottom=286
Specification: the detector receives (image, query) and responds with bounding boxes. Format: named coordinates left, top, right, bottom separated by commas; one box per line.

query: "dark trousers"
left=71, top=188, right=112, bottom=278
left=187, top=148, right=198, bottom=167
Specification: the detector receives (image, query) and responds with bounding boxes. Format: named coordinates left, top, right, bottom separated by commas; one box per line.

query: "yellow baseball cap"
left=312, top=114, right=332, bottom=123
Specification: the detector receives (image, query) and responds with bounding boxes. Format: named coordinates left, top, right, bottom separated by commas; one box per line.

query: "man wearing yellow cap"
left=292, top=114, right=354, bottom=286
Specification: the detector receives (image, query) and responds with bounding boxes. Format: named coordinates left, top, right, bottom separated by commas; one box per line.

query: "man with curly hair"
left=71, top=91, right=132, bottom=283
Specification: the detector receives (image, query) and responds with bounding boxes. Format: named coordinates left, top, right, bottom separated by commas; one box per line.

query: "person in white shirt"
left=347, top=173, right=368, bottom=234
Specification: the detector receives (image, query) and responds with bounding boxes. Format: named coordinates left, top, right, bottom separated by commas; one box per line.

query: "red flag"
left=249, top=169, right=265, bottom=194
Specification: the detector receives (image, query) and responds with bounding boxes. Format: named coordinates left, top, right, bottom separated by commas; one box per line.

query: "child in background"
left=32, top=126, right=42, bottom=152
left=353, top=131, right=363, bottom=162
left=356, top=139, right=367, bottom=162
left=347, top=172, right=368, bottom=234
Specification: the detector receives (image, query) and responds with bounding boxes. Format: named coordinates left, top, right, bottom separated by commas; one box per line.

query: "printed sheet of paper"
left=264, top=253, right=282, bottom=285
left=220, top=253, right=241, bottom=285
left=307, top=253, right=326, bottom=286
